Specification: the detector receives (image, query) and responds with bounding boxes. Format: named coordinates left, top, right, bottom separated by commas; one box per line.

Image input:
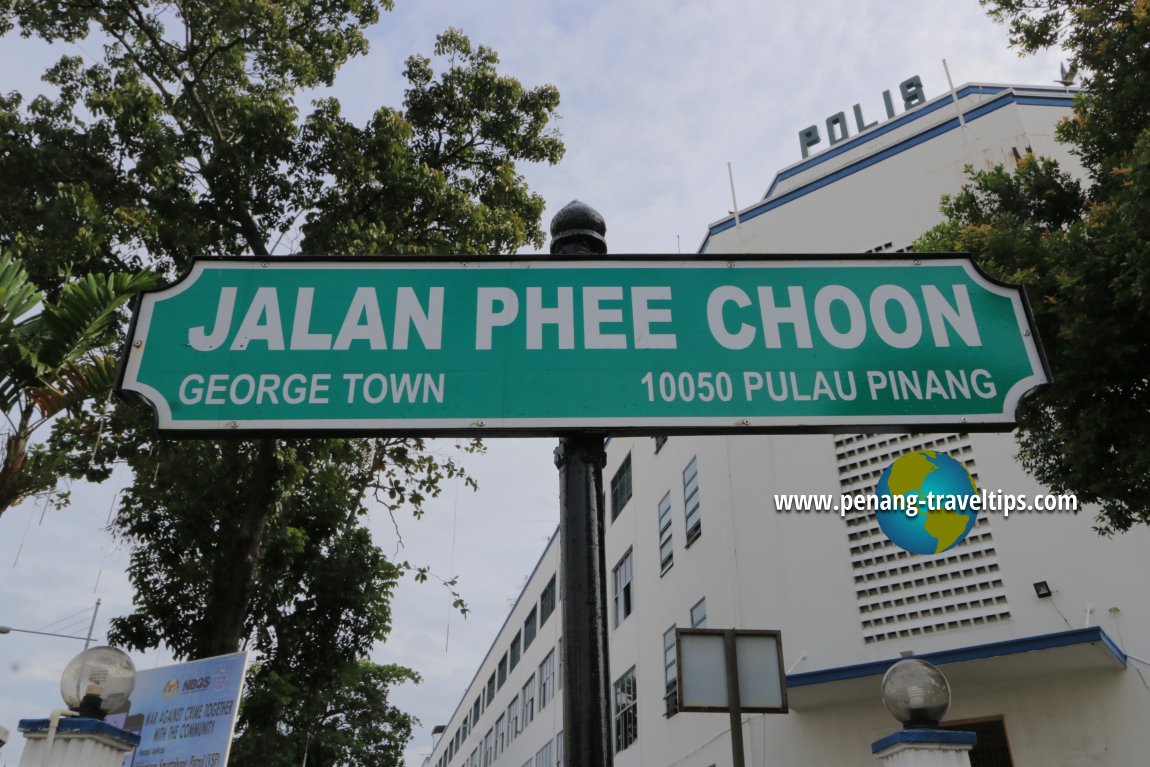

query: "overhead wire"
left=445, top=470, right=461, bottom=654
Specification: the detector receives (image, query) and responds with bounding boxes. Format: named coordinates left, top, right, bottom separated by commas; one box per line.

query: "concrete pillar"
left=871, top=729, right=976, bottom=767
left=18, top=717, right=139, bottom=767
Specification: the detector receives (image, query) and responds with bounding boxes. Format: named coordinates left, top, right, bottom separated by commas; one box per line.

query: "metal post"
left=724, top=630, right=746, bottom=767
left=550, top=201, right=613, bottom=767
left=84, top=599, right=101, bottom=650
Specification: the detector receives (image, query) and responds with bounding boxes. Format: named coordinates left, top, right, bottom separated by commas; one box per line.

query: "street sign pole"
left=555, top=434, right=610, bottom=767
left=551, top=201, right=613, bottom=767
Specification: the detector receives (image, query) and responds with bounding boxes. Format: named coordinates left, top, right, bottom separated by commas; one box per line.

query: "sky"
left=0, top=1, right=1070, bottom=765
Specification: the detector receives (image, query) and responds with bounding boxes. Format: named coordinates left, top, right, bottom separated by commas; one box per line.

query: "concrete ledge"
left=18, top=718, right=141, bottom=748
left=872, top=728, right=977, bottom=754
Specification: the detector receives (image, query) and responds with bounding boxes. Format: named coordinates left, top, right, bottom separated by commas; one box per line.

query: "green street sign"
left=117, top=256, right=1049, bottom=435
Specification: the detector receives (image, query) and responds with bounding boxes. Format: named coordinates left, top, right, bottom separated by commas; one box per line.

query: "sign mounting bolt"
left=228, top=421, right=239, bottom=429
left=133, top=340, right=143, bottom=348
left=1023, top=329, right=1031, bottom=336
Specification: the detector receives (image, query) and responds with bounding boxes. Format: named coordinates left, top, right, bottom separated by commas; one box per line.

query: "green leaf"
left=3, top=6, right=557, bottom=762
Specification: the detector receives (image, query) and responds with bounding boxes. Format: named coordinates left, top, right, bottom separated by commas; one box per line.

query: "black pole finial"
left=549, top=200, right=607, bottom=255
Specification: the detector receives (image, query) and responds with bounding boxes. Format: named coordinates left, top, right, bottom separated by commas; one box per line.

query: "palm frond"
left=29, top=355, right=121, bottom=421
left=0, top=251, right=42, bottom=347
left=32, top=270, right=159, bottom=370
left=0, top=254, right=44, bottom=413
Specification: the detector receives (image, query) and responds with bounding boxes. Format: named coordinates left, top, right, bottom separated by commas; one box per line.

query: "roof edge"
left=787, top=626, right=1126, bottom=689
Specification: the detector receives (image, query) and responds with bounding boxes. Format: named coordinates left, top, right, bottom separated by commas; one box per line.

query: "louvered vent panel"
left=834, top=433, right=1010, bottom=644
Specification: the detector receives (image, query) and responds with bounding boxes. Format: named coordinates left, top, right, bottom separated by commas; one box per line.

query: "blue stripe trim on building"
left=871, top=729, right=978, bottom=754
left=702, top=107, right=981, bottom=245
left=786, top=627, right=1127, bottom=690
left=762, top=85, right=1076, bottom=199
left=762, top=85, right=1004, bottom=199
left=698, top=85, right=1077, bottom=254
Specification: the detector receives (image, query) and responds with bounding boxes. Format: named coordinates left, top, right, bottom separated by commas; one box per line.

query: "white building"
left=423, top=82, right=1150, bottom=767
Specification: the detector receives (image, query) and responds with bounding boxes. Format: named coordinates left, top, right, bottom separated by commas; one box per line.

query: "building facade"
left=424, top=82, right=1150, bottom=767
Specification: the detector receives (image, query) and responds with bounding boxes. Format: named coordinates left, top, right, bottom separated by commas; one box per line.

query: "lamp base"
left=18, top=717, right=140, bottom=767
left=871, top=729, right=976, bottom=767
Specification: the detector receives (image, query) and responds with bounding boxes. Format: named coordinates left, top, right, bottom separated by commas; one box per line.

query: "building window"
left=470, top=748, right=479, bottom=767
left=472, top=697, right=481, bottom=726
left=613, top=667, right=638, bottom=753
left=510, top=631, right=522, bottom=671
left=683, top=456, right=701, bottom=544
left=657, top=492, right=673, bottom=573
left=498, top=653, right=508, bottom=688
left=557, top=637, right=563, bottom=689
left=524, top=606, right=538, bottom=651
left=507, top=694, right=520, bottom=743
left=534, top=740, right=552, bottom=767
left=556, top=731, right=563, bottom=767
left=613, top=549, right=634, bottom=627
left=483, top=729, right=493, bottom=767
left=654, top=435, right=668, bottom=453
left=663, top=625, right=678, bottom=716
left=522, top=673, right=536, bottom=726
left=691, top=597, right=707, bottom=628
left=610, top=454, right=633, bottom=520
left=540, top=575, right=557, bottom=625
left=539, top=649, right=556, bottom=709
left=486, top=673, right=496, bottom=706
left=495, top=714, right=506, bottom=758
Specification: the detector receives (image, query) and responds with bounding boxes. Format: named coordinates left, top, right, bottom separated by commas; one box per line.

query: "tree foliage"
left=916, top=1, right=1150, bottom=532
left=0, top=251, right=157, bottom=516
left=1, top=1, right=563, bottom=763
left=231, top=660, right=419, bottom=767
left=300, top=28, right=563, bottom=255
left=81, top=423, right=462, bottom=764
left=980, top=0, right=1150, bottom=189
